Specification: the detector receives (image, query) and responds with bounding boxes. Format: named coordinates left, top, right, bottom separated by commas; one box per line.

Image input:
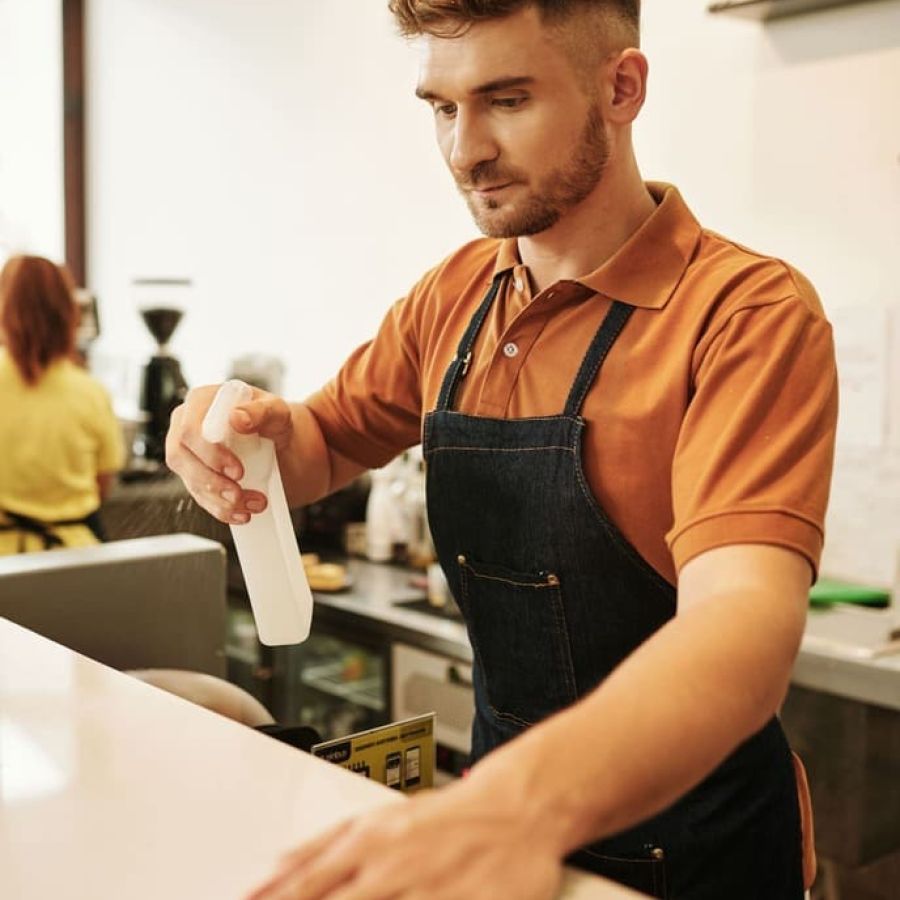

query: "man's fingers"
left=232, top=397, right=293, bottom=441
left=247, top=852, right=356, bottom=900
left=164, top=383, right=281, bottom=524
left=196, top=479, right=268, bottom=524
left=166, top=442, right=265, bottom=524
left=273, top=823, right=346, bottom=874
left=190, top=466, right=247, bottom=524
left=245, top=821, right=368, bottom=900
left=167, top=401, right=244, bottom=482
left=320, top=873, right=400, bottom=900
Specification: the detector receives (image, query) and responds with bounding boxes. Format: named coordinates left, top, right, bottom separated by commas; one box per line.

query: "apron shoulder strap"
left=563, top=301, right=635, bottom=418
left=435, top=273, right=505, bottom=413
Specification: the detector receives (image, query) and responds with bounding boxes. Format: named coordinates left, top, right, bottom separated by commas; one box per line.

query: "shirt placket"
left=474, top=276, right=583, bottom=418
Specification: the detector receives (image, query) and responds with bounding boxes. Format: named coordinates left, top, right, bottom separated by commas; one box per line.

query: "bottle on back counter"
left=365, top=464, right=404, bottom=562
left=365, top=451, right=433, bottom=566
left=404, top=452, right=434, bottom=569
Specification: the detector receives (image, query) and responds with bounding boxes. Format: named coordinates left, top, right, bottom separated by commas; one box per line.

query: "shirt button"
left=513, top=277, right=524, bottom=293
left=503, top=342, right=519, bottom=358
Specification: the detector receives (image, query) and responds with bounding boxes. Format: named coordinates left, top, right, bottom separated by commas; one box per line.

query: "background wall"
left=83, top=0, right=900, bottom=584
left=85, top=0, right=475, bottom=409
left=0, top=0, right=64, bottom=265
left=634, top=2, right=900, bottom=586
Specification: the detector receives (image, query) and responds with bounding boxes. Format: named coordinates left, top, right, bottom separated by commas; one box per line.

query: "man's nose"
left=448, top=111, right=498, bottom=177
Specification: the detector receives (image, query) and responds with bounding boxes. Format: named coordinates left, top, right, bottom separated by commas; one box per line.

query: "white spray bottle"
left=201, top=380, right=313, bottom=645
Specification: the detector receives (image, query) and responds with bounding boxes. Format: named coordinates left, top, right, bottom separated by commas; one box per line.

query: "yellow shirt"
left=0, top=350, right=125, bottom=553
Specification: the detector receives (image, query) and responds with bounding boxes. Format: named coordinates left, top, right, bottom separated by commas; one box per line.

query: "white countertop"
left=0, top=618, right=643, bottom=900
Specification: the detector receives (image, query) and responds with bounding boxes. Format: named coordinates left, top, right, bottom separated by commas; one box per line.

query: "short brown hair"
left=0, top=255, right=79, bottom=386
left=388, top=0, right=640, bottom=42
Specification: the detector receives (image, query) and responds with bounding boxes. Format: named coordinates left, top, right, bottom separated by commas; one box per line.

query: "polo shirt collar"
left=492, top=182, right=702, bottom=310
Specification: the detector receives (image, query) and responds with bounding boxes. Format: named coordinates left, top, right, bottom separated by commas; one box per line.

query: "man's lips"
left=468, top=182, right=514, bottom=195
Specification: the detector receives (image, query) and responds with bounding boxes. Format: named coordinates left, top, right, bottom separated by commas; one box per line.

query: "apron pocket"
left=457, top=554, right=578, bottom=725
left=569, top=845, right=668, bottom=899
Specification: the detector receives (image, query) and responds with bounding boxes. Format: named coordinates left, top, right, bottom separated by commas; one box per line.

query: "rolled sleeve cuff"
left=668, top=509, right=824, bottom=581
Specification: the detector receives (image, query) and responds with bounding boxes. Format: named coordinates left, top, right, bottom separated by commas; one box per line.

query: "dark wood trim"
left=62, top=0, right=86, bottom=286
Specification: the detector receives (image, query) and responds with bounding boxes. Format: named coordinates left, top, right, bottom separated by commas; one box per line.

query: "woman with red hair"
left=0, top=255, right=124, bottom=554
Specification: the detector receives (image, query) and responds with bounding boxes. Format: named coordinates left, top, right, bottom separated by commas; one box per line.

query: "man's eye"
left=434, top=103, right=457, bottom=118
left=492, top=96, right=526, bottom=109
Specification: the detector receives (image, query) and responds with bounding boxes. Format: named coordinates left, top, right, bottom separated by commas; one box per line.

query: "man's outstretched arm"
left=248, top=542, right=809, bottom=900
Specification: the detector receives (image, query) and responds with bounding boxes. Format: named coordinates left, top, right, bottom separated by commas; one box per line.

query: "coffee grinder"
left=134, top=278, right=190, bottom=464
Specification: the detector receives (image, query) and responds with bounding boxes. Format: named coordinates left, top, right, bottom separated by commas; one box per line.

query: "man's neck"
left=517, top=158, right=657, bottom=294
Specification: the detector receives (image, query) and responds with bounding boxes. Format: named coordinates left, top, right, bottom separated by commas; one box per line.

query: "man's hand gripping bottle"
left=201, top=380, right=313, bottom=645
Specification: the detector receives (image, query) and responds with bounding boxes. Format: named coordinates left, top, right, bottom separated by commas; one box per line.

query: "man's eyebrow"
left=415, top=75, right=535, bottom=102
left=471, top=76, right=534, bottom=95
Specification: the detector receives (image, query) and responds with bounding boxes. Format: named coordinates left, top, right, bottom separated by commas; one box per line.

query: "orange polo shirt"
left=306, top=183, right=837, bottom=585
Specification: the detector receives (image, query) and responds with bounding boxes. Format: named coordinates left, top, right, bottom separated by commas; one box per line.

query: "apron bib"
left=422, top=274, right=804, bottom=899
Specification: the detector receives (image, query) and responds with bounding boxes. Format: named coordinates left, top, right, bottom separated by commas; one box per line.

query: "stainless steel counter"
left=314, top=560, right=900, bottom=708
left=311, top=558, right=472, bottom=663
left=794, top=604, right=900, bottom=712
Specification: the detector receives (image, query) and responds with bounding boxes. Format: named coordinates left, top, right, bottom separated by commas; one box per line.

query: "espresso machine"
left=135, top=279, right=190, bottom=464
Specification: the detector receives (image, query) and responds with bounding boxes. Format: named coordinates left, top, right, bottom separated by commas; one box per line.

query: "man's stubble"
left=458, top=103, right=610, bottom=239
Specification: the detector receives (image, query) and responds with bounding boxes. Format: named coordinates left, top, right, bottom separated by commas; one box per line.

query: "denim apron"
left=422, top=274, right=804, bottom=899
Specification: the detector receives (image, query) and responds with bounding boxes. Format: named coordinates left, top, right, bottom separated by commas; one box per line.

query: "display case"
left=267, top=623, right=390, bottom=742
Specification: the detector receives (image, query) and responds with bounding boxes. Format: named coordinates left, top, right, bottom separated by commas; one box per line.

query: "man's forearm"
left=278, top=402, right=365, bottom=508
left=465, top=573, right=806, bottom=857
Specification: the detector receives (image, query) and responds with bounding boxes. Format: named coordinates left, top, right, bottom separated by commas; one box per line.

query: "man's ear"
left=604, top=49, right=648, bottom=125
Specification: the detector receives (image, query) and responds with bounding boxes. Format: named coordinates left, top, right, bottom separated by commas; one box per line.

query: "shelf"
left=300, top=661, right=385, bottom=712
left=708, top=0, right=885, bottom=20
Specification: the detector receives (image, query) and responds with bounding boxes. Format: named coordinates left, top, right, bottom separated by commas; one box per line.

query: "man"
left=167, top=2, right=837, bottom=898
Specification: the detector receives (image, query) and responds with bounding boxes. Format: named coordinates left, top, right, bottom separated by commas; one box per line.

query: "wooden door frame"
left=62, top=0, right=86, bottom=287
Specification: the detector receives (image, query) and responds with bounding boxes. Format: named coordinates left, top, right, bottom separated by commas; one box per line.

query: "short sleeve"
left=305, top=292, right=424, bottom=469
left=667, top=296, right=838, bottom=578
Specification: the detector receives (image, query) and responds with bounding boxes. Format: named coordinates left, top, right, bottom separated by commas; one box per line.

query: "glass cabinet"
left=226, top=605, right=391, bottom=743
left=273, top=630, right=389, bottom=741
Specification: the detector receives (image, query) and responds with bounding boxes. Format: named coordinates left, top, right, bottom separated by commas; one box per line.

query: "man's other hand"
left=245, top=778, right=564, bottom=900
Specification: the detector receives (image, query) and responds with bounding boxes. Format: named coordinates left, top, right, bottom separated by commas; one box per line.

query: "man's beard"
left=456, top=104, right=609, bottom=239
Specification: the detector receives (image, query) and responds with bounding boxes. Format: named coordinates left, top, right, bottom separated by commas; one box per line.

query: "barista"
left=0, top=255, right=124, bottom=554
left=168, top=2, right=835, bottom=898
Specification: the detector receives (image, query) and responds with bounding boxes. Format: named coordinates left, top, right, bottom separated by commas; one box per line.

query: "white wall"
left=0, top=0, right=64, bottom=265
left=633, top=2, right=900, bottom=586
left=86, top=0, right=475, bottom=407
left=85, top=0, right=900, bottom=585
